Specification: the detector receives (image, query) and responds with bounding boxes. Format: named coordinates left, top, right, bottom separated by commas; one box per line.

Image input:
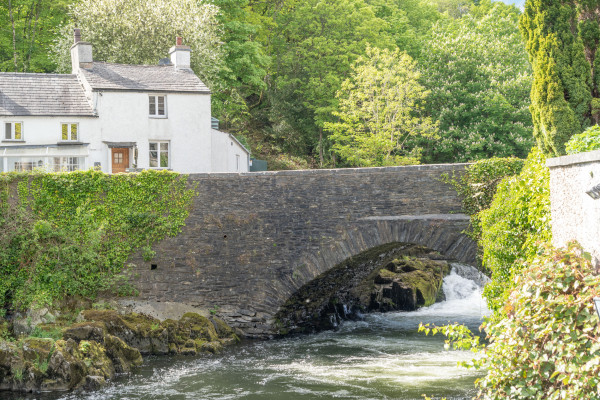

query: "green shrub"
left=0, top=169, right=196, bottom=311
left=565, top=124, right=600, bottom=154
left=443, top=157, right=525, bottom=217
left=478, top=148, right=551, bottom=312
left=29, top=326, right=63, bottom=341
left=441, top=157, right=524, bottom=251
left=422, top=243, right=600, bottom=400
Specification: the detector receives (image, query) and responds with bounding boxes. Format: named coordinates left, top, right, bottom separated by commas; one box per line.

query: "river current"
left=18, top=266, right=489, bottom=400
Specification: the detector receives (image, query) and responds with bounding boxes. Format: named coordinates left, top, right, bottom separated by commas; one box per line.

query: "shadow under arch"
left=274, top=237, right=478, bottom=336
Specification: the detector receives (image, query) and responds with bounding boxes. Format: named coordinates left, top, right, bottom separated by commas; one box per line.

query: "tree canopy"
left=520, top=0, right=600, bottom=156
left=0, top=0, right=543, bottom=167
left=419, top=3, right=534, bottom=163
left=326, top=46, right=437, bottom=166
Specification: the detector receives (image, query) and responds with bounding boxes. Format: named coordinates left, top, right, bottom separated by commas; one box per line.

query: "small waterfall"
left=449, top=262, right=491, bottom=288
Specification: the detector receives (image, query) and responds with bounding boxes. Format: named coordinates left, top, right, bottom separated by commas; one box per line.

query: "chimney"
left=70, top=29, right=93, bottom=74
left=169, top=36, right=191, bottom=70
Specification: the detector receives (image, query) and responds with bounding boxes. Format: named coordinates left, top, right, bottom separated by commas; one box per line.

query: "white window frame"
left=149, top=95, right=167, bottom=118
left=148, top=141, right=170, bottom=168
left=4, top=122, right=24, bottom=141
left=60, top=123, right=79, bottom=142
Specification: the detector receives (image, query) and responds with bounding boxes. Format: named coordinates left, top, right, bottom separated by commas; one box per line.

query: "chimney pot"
left=176, top=36, right=183, bottom=46
left=74, top=28, right=81, bottom=44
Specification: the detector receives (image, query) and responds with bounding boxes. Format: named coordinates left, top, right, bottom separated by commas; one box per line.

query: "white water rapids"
left=17, top=264, right=490, bottom=400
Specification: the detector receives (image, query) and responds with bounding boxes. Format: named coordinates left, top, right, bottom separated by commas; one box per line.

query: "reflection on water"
left=9, top=265, right=489, bottom=400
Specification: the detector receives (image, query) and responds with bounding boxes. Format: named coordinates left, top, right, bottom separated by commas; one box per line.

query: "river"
left=15, top=266, right=489, bottom=400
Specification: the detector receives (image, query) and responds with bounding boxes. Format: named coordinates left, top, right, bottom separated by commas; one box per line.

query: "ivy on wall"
left=0, top=170, right=196, bottom=313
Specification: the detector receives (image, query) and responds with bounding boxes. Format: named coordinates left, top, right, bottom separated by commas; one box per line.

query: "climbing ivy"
left=441, top=157, right=524, bottom=249
left=0, top=170, right=196, bottom=312
left=478, top=148, right=551, bottom=313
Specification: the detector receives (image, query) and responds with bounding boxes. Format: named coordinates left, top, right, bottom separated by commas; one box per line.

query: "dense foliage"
left=326, top=47, right=437, bottom=166
left=478, top=148, right=551, bottom=312
left=565, top=124, right=600, bottom=155
left=52, top=0, right=223, bottom=90
left=521, top=0, right=600, bottom=156
left=441, top=157, right=524, bottom=249
left=423, top=243, right=600, bottom=400
left=0, top=0, right=74, bottom=72
left=419, top=3, right=534, bottom=163
left=0, top=170, right=195, bottom=312
left=479, top=244, right=600, bottom=399
left=0, top=0, right=536, bottom=168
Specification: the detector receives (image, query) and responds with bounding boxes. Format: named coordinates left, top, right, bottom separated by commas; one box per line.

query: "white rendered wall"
left=547, top=150, right=600, bottom=267
left=93, top=91, right=212, bottom=173
left=211, top=129, right=249, bottom=172
left=0, top=115, right=98, bottom=171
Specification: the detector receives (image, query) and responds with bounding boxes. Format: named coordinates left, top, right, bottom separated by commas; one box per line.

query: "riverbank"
left=0, top=307, right=240, bottom=393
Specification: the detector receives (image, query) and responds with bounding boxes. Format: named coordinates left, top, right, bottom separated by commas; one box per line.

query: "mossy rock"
left=63, top=322, right=106, bottom=342
left=179, top=313, right=219, bottom=342
left=200, top=341, right=223, bottom=354
left=75, top=340, right=113, bottom=379
left=210, top=317, right=238, bottom=341
left=22, top=337, right=54, bottom=362
left=103, top=334, right=142, bottom=373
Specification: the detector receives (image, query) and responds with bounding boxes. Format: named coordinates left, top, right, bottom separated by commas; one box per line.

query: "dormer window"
left=149, top=95, right=167, bottom=118
left=4, top=122, right=23, bottom=141
left=61, top=123, right=78, bottom=141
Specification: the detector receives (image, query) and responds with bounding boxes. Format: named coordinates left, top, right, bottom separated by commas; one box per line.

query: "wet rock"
left=84, top=375, right=106, bottom=391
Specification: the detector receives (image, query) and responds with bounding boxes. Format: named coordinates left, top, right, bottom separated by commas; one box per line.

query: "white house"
left=0, top=31, right=250, bottom=174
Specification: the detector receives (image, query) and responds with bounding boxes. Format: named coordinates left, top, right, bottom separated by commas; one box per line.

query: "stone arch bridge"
left=129, top=164, right=477, bottom=338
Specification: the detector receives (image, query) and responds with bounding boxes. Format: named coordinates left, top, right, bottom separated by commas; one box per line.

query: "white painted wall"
left=91, top=91, right=212, bottom=173
left=0, top=115, right=97, bottom=171
left=211, top=129, right=250, bottom=172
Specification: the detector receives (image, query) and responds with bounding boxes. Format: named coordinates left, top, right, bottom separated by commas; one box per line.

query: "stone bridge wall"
left=128, top=165, right=477, bottom=337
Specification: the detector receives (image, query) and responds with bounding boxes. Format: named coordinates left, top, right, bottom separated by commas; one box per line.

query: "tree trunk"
left=319, top=128, right=324, bottom=168
left=9, top=0, right=18, bottom=72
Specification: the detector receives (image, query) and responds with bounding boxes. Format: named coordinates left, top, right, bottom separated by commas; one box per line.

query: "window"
left=50, top=157, right=81, bottom=172
left=149, top=141, right=169, bottom=168
left=149, top=95, right=166, bottom=117
left=61, top=123, right=78, bottom=141
left=6, top=156, right=82, bottom=172
left=4, top=122, right=23, bottom=140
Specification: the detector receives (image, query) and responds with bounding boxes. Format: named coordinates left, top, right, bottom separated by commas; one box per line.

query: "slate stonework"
left=127, top=165, right=477, bottom=338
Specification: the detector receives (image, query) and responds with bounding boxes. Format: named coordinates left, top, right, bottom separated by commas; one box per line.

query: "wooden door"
left=111, top=148, right=129, bottom=173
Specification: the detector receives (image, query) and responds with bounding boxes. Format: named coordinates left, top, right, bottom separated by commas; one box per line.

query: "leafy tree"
left=326, top=47, right=437, bottom=166
left=268, top=0, right=395, bottom=166
left=0, top=0, right=73, bottom=72
left=52, top=0, right=223, bottom=90
left=209, top=0, right=270, bottom=129
left=419, top=4, right=534, bottom=163
left=520, top=0, right=600, bottom=156
left=365, top=0, right=441, bottom=58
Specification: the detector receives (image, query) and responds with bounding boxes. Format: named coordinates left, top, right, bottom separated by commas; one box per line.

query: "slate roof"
left=0, top=73, right=95, bottom=117
left=79, top=62, right=210, bottom=93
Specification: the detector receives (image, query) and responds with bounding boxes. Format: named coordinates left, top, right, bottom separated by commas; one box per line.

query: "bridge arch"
left=127, top=165, right=476, bottom=338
